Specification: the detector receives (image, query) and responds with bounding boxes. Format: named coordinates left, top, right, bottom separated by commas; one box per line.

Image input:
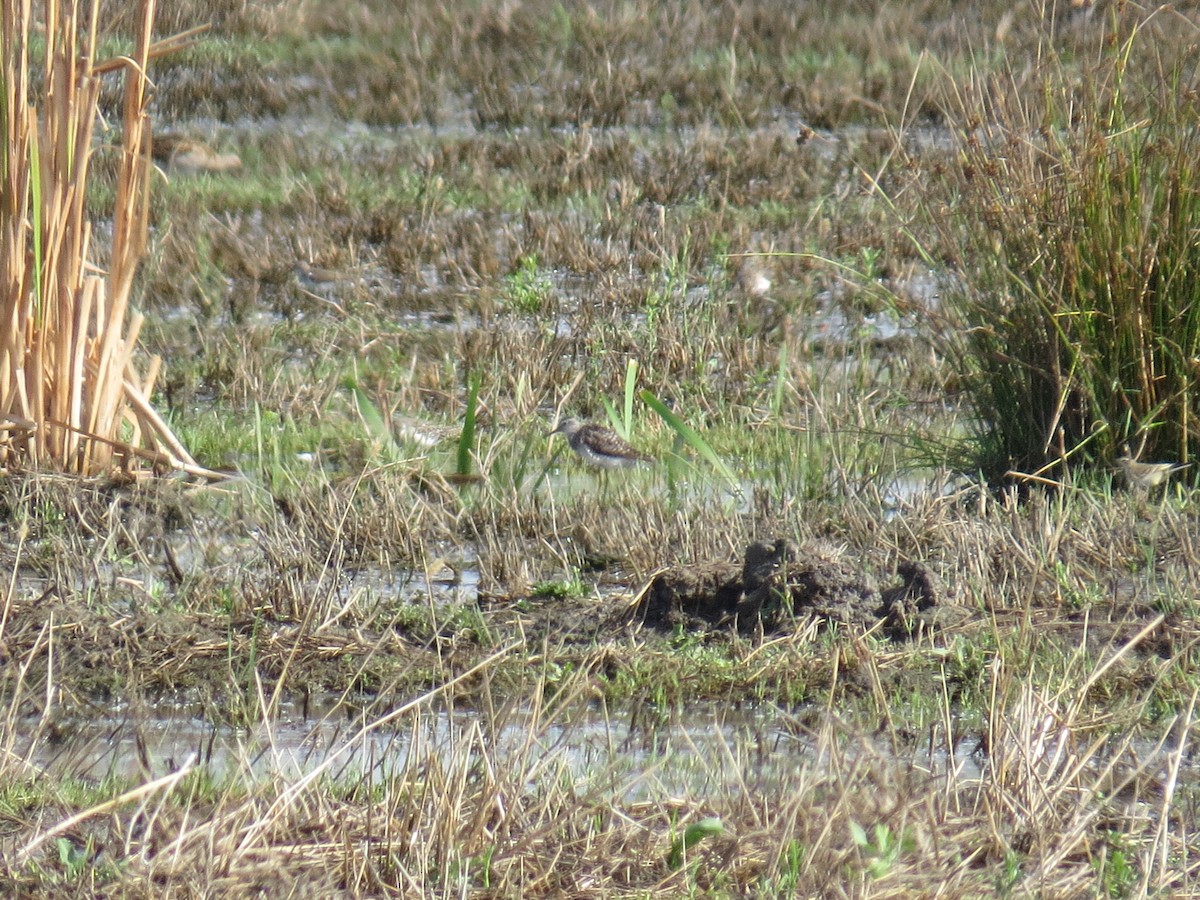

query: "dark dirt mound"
left=637, top=538, right=965, bottom=638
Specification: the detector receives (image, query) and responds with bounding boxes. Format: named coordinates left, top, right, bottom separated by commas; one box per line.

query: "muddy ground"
left=1, top=470, right=1190, bottom=726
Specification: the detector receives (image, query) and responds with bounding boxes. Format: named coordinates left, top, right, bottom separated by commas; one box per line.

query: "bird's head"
left=548, top=417, right=582, bottom=438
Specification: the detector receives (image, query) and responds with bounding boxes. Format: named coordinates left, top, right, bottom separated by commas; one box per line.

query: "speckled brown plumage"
left=549, top=418, right=653, bottom=469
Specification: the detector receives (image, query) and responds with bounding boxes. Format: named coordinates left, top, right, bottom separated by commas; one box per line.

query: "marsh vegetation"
left=3, top=0, right=1200, bottom=895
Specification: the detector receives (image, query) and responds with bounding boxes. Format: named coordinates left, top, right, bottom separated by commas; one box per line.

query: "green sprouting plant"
left=447, top=603, right=492, bottom=644
left=56, top=837, right=90, bottom=881
left=995, top=850, right=1024, bottom=896
left=600, top=358, right=641, bottom=440
left=858, top=246, right=883, bottom=281
left=531, top=577, right=586, bottom=599
left=1093, top=830, right=1139, bottom=898
left=640, top=389, right=740, bottom=493
left=1053, top=558, right=1104, bottom=609
left=645, top=245, right=690, bottom=330
left=774, top=840, right=806, bottom=892
left=351, top=384, right=404, bottom=464
left=457, top=371, right=480, bottom=477
left=503, top=254, right=552, bottom=313
left=643, top=283, right=671, bottom=331
left=850, top=821, right=912, bottom=879
left=770, top=343, right=789, bottom=418
left=475, top=844, right=497, bottom=889
left=622, top=358, right=638, bottom=438
left=667, top=817, right=724, bottom=869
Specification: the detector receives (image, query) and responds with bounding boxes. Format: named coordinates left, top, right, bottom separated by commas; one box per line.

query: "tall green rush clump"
left=921, top=10, right=1200, bottom=482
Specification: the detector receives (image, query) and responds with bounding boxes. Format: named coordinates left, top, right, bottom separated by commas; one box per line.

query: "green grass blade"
left=600, top=396, right=623, bottom=438
left=457, top=371, right=480, bottom=476
left=639, top=390, right=739, bottom=490
left=668, top=817, right=724, bottom=869
left=771, top=344, right=788, bottom=417
left=623, top=358, right=638, bottom=437
left=351, top=385, right=402, bottom=462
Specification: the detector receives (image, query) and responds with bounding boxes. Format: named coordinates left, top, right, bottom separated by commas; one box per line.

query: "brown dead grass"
left=3, top=0, right=1200, bottom=895
left=0, top=0, right=207, bottom=477
left=1, top=633, right=1193, bottom=896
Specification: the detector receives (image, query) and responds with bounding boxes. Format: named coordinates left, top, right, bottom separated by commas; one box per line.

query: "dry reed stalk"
left=0, top=0, right=206, bottom=476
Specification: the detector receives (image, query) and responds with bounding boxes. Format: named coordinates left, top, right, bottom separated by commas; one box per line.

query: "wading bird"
left=548, top=418, right=654, bottom=469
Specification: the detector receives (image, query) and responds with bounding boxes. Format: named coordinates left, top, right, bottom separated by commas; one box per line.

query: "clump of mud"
left=638, top=538, right=963, bottom=638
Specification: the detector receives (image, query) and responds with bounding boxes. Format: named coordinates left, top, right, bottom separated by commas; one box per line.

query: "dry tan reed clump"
left=0, top=0, right=202, bottom=477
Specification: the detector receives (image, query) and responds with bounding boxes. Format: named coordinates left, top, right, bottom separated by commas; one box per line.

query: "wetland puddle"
left=24, top=692, right=1193, bottom=823
left=16, top=698, right=995, bottom=799
left=16, top=696, right=1191, bottom=818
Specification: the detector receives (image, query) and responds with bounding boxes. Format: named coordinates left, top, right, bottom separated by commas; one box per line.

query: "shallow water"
left=15, top=696, right=988, bottom=798
left=10, top=683, right=1193, bottom=834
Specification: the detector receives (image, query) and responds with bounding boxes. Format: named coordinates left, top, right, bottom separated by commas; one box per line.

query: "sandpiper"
left=151, top=133, right=242, bottom=174
left=1116, top=448, right=1190, bottom=489
left=734, top=256, right=772, bottom=297
left=294, top=260, right=344, bottom=289
left=548, top=418, right=654, bottom=469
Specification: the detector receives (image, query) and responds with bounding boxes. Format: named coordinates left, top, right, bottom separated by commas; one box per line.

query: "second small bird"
left=1116, top=451, right=1189, bottom=489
